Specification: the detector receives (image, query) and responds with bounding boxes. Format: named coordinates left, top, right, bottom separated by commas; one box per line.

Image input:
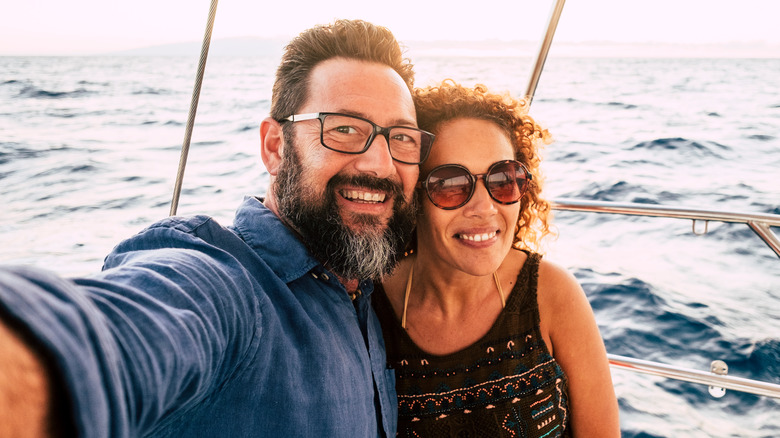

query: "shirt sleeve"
left=0, top=217, right=263, bottom=438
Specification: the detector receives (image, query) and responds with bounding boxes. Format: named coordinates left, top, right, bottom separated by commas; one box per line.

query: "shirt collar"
left=231, top=196, right=319, bottom=284
left=230, top=196, right=376, bottom=298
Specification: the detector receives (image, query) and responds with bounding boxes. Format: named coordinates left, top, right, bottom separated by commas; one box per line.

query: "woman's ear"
left=260, top=117, right=284, bottom=176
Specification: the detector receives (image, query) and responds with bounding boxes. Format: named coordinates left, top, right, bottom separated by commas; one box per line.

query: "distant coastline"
left=4, top=37, right=778, bottom=59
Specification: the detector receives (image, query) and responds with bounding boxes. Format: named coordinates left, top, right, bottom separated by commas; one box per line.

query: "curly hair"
left=413, top=80, right=553, bottom=252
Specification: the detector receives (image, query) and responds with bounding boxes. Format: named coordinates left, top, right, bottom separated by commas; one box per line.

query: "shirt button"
left=321, top=273, right=330, bottom=281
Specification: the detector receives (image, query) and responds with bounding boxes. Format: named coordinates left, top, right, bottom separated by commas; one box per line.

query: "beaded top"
left=373, top=252, right=570, bottom=437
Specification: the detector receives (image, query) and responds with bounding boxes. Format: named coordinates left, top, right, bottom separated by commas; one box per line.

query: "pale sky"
left=2, top=0, right=780, bottom=55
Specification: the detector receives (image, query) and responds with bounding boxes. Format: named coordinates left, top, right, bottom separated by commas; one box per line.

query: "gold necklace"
left=401, top=264, right=506, bottom=329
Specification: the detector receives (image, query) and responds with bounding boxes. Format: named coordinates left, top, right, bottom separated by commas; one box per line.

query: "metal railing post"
left=525, top=0, right=566, bottom=103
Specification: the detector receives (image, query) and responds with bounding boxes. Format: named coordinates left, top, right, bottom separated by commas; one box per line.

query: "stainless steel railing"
left=608, top=355, right=780, bottom=399
left=551, top=198, right=780, bottom=398
left=552, top=198, right=780, bottom=258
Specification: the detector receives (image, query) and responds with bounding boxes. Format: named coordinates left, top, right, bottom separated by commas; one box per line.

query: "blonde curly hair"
left=414, top=79, right=553, bottom=252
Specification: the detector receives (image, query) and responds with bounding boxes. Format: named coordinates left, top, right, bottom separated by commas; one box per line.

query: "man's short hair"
left=270, top=19, right=415, bottom=121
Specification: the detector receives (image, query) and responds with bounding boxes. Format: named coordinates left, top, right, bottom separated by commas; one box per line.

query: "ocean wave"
left=537, top=97, right=578, bottom=104
left=0, top=143, right=21, bottom=165
left=34, top=164, right=99, bottom=178
left=0, top=143, right=72, bottom=164
left=743, top=338, right=780, bottom=383
left=132, top=87, right=174, bottom=95
left=604, top=101, right=638, bottom=110
left=630, top=137, right=731, bottom=159
left=103, top=195, right=145, bottom=210
left=746, top=134, right=775, bottom=141
left=583, top=274, right=728, bottom=360
left=15, top=85, right=94, bottom=99
left=569, top=181, right=675, bottom=204
left=77, top=80, right=109, bottom=86
left=620, top=426, right=666, bottom=438
left=45, top=109, right=77, bottom=118
left=192, top=140, right=225, bottom=147
left=31, top=205, right=100, bottom=220
left=548, top=142, right=602, bottom=163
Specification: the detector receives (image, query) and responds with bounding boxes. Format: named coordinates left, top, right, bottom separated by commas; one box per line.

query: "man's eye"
left=334, top=126, right=359, bottom=134
left=392, top=133, right=414, bottom=142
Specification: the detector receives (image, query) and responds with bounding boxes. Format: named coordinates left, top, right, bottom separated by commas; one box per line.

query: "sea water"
left=1, top=54, right=779, bottom=437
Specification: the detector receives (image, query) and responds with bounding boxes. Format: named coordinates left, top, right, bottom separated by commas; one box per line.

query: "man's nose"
left=353, top=132, right=395, bottom=178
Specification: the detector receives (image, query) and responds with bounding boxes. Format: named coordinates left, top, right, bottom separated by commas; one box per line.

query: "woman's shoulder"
left=537, top=257, right=582, bottom=294
left=536, top=257, right=589, bottom=327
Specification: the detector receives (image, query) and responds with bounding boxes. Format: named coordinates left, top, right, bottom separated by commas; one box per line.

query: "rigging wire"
left=169, top=0, right=219, bottom=216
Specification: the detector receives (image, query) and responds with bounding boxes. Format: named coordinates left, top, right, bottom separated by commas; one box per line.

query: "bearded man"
left=0, top=19, right=433, bottom=438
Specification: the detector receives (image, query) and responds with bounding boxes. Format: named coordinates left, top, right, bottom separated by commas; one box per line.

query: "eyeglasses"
left=419, top=160, right=532, bottom=210
left=279, top=112, right=435, bottom=165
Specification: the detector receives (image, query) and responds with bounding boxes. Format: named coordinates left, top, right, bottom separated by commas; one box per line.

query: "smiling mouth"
left=455, top=231, right=498, bottom=242
left=340, top=189, right=387, bottom=204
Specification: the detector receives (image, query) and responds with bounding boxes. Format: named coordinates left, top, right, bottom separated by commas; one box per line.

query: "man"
left=0, top=19, right=433, bottom=437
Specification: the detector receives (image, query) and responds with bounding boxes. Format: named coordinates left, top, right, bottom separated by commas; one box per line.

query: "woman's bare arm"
left=538, top=260, right=620, bottom=437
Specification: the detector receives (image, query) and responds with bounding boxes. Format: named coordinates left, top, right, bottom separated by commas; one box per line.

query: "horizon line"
left=2, top=37, right=780, bottom=58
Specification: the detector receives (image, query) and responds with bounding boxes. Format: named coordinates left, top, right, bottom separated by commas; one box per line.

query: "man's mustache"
left=326, top=173, right=405, bottom=199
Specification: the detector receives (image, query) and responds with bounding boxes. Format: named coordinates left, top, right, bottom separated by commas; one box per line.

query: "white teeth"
left=458, top=231, right=496, bottom=242
left=342, top=190, right=386, bottom=203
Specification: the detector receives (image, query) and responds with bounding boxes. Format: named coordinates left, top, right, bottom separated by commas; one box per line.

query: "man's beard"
left=273, top=141, right=416, bottom=282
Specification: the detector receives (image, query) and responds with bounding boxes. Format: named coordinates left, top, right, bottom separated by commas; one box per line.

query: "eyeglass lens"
left=426, top=161, right=529, bottom=209
left=321, top=114, right=429, bottom=164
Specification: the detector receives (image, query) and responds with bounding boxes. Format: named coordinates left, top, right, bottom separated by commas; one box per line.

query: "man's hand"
left=0, top=320, right=51, bottom=438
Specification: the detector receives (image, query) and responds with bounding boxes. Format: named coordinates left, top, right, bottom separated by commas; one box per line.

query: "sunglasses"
left=419, top=160, right=532, bottom=210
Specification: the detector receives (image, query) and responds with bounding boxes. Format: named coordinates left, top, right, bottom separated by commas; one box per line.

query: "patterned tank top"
left=373, top=252, right=571, bottom=438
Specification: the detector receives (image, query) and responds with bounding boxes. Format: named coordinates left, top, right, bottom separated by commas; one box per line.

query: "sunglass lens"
left=427, top=166, right=472, bottom=209
left=487, top=162, right=527, bottom=203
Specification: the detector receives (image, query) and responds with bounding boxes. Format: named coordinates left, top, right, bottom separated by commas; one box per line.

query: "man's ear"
left=260, top=117, right=284, bottom=176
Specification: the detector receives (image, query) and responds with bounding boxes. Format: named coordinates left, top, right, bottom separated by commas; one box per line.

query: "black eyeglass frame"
left=418, top=159, right=533, bottom=210
left=278, top=112, right=435, bottom=165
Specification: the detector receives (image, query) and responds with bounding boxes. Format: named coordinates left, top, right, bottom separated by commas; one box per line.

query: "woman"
left=374, top=80, right=620, bottom=437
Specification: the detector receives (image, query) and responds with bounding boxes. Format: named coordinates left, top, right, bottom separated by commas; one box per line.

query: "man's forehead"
left=329, top=108, right=417, bottom=128
left=304, top=58, right=416, bottom=125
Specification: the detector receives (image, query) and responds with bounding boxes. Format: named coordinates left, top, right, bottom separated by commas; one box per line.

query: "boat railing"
left=608, top=355, right=780, bottom=399
left=552, top=198, right=780, bottom=399
left=552, top=198, right=780, bottom=258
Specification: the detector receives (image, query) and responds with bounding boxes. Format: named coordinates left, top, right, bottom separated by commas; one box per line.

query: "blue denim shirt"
left=0, top=197, right=397, bottom=437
